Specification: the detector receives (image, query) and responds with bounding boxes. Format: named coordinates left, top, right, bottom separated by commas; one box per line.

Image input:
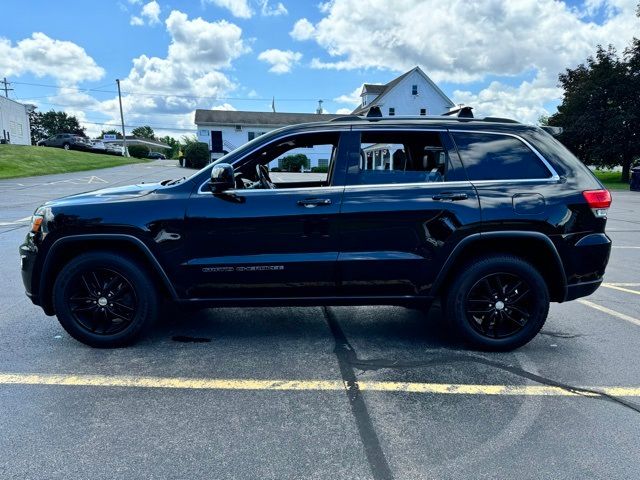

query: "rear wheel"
left=53, top=252, right=159, bottom=347
left=444, top=255, right=549, bottom=351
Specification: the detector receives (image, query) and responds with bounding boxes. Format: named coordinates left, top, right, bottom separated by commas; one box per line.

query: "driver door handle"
left=297, top=198, right=332, bottom=208
left=431, top=192, right=468, bottom=201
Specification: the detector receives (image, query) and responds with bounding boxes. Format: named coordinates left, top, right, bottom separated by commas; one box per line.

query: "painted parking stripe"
left=602, top=283, right=640, bottom=296
left=605, top=283, right=640, bottom=287
left=611, top=246, right=640, bottom=249
left=0, top=373, right=639, bottom=397
left=578, top=299, right=640, bottom=327
left=0, top=216, right=31, bottom=226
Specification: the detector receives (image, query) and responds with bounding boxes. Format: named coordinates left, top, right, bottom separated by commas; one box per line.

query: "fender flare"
left=429, top=231, right=567, bottom=300
left=40, top=234, right=179, bottom=310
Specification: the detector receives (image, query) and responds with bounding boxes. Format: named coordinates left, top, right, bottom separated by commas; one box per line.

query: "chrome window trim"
left=447, top=129, right=561, bottom=182
left=196, top=127, right=348, bottom=195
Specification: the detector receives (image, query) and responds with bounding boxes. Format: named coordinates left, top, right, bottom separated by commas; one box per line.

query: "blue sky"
left=1, top=0, right=638, bottom=137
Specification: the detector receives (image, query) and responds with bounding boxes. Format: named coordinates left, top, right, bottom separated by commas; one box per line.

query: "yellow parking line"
left=1, top=373, right=639, bottom=397
left=602, top=283, right=640, bottom=296
left=578, top=299, right=640, bottom=327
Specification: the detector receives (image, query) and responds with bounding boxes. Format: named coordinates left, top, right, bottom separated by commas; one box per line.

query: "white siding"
left=0, top=97, right=31, bottom=145
left=369, top=69, right=453, bottom=117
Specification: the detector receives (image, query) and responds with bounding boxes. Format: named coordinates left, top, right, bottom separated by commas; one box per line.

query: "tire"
left=53, top=252, right=159, bottom=348
left=444, top=255, right=549, bottom=351
left=63, top=143, right=70, bottom=150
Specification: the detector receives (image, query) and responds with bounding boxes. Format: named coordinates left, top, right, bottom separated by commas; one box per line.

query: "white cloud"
left=290, top=18, right=315, bottom=40
left=259, top=0, right=287, bottom=16
left=0, top=33, right=104, bottom=83
left=258, top=49, right=302, bottom=74
left=302, top=0, right=639, bottom=122
left=303, top=0, right=639, bottom=82
left=131, top=1, right=161, bottom=26
left=211, top=102, right=237, bottom=110
left=334, top=84, right=366, bottom=105
left=204, top=0, right=253, bottom=18
left=335, top=108, right=352, bottom=114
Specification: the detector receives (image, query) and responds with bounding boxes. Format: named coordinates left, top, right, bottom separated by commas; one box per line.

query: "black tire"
left=53, top=252, right=159, bottom=348
left=444, top=255, right=549, bottom=351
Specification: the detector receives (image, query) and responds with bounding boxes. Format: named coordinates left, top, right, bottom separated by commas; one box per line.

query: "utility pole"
left=116, top=79, right=128, bottom=157
left=1, top=77, right=14, bottom=98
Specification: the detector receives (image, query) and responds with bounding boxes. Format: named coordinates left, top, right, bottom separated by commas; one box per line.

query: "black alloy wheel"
left=465, top=272, right=532, bottom=339
left=444, top=255, right=549, bottom=351
left=66, top=268, right=138, bottom=335
left=53, top=252, right=159, bottom=347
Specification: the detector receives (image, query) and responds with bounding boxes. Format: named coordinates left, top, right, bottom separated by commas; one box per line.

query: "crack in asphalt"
left=339, top=346, right=640, bottom=415
left=323, top=307, right=393, bottom=480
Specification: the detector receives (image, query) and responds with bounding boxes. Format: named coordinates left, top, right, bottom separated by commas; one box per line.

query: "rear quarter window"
left=451, top=132, right=552, bottom=181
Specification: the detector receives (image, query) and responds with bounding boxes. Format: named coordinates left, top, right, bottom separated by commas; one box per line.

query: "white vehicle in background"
left=90, top=140, right=107, bottom=152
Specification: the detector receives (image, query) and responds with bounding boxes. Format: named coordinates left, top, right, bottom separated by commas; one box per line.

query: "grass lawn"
left=593, top=170, right=630, bottom=191
left=0, top=145, right=148, bottom=180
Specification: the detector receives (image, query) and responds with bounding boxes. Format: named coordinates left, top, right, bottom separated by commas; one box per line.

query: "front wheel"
left=53, top=252, right=159, bottom=347
left=444, top=255, right=549, bottom=351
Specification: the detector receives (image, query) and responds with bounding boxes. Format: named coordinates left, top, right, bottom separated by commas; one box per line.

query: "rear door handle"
left=297, top=198, right=332, bottom=208
left=431, top=192, right=469, bottom=201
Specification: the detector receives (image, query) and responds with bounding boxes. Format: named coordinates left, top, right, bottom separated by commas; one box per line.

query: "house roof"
left=195, top=109, right=341, bottom=127
left=352, top=66, right=454, bottom=115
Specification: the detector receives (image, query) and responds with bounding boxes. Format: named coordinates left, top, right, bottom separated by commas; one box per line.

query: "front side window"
left=347, top=131, right=458, bottom=185
left=451, top=132, right=552, bottom=181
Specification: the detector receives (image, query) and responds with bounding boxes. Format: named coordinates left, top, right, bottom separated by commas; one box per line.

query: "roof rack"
left=442, top=106, right=474, bottom=118
left=330, top=115, right=361, bottom=122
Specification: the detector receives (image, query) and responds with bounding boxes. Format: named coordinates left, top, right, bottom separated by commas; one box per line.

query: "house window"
left=412, top=84, right=418, bottom=95
left=388, top=107, right=395, bottom=116
left=248, top=132, right=256, bottom=141
left=420, top=108, right=427, bottom=116
left=362, top=97, right=367, bottom=106
left=234, top=125, right=242, bottom=132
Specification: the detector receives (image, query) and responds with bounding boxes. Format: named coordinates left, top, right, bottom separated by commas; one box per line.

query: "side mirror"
left=209, top=163, right=235, bottom=193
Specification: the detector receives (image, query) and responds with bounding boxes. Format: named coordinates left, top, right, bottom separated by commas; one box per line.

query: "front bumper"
left=19, top=238, right=38, bottom=305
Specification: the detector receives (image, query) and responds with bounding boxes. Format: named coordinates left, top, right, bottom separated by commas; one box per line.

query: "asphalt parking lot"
left=0, top=161, right=639, bottom=479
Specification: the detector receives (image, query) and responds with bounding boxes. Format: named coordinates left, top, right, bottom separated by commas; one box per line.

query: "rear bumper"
left=565, top=278, right=602, bottom=301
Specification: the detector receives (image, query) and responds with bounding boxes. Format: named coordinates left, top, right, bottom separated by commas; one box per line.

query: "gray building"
left=0, top=96, right=31, bottom=145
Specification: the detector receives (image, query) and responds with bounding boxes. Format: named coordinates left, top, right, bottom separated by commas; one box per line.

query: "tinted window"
left=347, top=131, right=458, bottom=185
left=452, top=132, right=551, bottom=180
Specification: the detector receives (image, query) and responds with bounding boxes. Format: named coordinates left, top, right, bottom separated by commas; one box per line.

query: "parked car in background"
left=90, top=140, right=106, bottom=152
left=37, top=133, right=92, bottom=151
left=104, top=143, right=124, bottom=156
left=148, top=151, right=167, bottom=159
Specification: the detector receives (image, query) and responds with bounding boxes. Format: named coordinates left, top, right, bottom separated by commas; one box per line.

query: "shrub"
left=184, top=142, right=210, bottom=169
left=270, top=167, right=282, bottom=172
left=127, top=144, right=150, bottom=159
left=311, top=166, right=328, bottom=173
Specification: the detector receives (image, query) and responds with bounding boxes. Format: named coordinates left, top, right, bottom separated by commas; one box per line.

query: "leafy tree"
left=128, top=144, right=150, bottom=159
left=131, top=125, right=155, bottom=139
left=184, top=142, right=210, bottom=169
left=549, top=35, right=640, bottom=182
left=29, top=110, right=85, bottom=143
left=181, top=135, right=199, bottom=148
left=159, top=135, right=181, bottom=159
left=280, top=154, right=310, bottom=172
left=98, top=129, right=123, bottom=139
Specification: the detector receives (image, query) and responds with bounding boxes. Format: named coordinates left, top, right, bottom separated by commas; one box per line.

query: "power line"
left=1, top=78, right=14, bottom=98
left=10, top=80, right=322, bottom=102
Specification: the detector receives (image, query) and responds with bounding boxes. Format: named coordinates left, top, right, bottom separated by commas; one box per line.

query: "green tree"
left=29, top=110, right=86, bottom=143
left=98, top=129, right=123, bottom=139
left=184, top=142, right=210, bottom=169
left=280, top=154, right=310, bottom=172
left=159, top=135, right=181, bottom=159
left=131, top=125, right=155, bottom=139
left=128, top=144, right=150, bottom=159
left=549, top=40, right=640, bottom=182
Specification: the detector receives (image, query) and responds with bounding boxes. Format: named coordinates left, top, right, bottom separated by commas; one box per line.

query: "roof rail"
left=443, top=106, right=474, bottom=118
left=482, top=117, right=520, bottom=124
left=366, top=106, right=383, bottom=118
left=330, top=115, right=362, bottom=122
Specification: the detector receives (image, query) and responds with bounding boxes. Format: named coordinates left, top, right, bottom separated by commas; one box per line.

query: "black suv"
left=19, top=114, right=612, bottom=350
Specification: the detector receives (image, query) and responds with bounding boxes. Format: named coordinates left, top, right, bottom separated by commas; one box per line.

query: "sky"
left=1, top=0, right=638, bottom=138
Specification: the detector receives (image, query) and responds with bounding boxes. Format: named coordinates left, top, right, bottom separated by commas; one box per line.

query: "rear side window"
left=451, top=132, right=552, bottom=181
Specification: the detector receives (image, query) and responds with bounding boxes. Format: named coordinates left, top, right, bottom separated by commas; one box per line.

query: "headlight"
left=29, top=206, right=50, bottom=235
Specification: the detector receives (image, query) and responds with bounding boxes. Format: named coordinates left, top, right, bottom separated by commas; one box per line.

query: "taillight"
left=583, top=189, right=611, bottom=218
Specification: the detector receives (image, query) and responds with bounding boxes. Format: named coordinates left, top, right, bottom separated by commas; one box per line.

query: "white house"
left=0, top=96, right=32, bottom=145
left=195, top=110, right=340, bottom=168
left=193, top=66, right=454, bottom=167
left=352, top=66, right=455, bottom=117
